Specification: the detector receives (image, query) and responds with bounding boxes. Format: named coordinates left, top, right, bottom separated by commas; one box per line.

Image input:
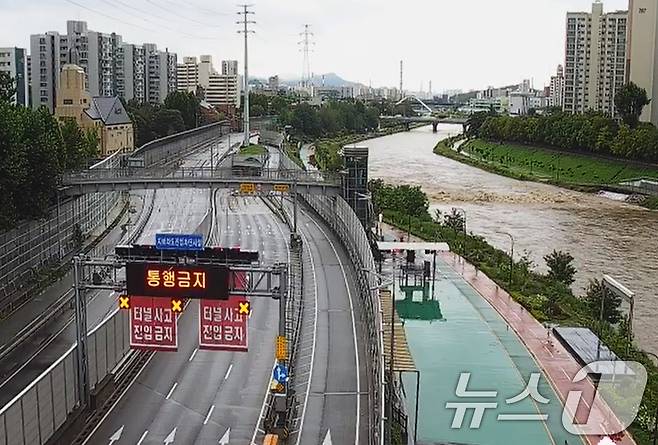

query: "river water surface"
left=365, top=124, right=658, bottom=354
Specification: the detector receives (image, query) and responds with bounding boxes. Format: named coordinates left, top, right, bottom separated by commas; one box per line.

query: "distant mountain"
left=280, top=72, right=359, bottom=88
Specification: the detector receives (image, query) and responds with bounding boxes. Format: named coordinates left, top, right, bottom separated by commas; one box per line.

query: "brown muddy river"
left=365, top=125, right=658, bottom=354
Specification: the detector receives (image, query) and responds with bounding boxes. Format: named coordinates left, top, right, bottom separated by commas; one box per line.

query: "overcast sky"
left=0, top=0, right=630, bottom=92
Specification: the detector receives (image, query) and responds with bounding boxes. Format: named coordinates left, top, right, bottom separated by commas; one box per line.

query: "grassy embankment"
left=381, top=204, right=658, bottom=443
left=239, top=144, right=268, bottom=156
left=434, top=137, right=658, bottom=208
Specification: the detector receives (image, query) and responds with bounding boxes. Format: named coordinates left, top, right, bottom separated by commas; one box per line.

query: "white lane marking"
left=219, top=428, right=230, bottom=444
left=81, top=353, right=156, bottom=445
left=224, top=364, right=233, bottom=380
left=136, top=430, right=148, bottom=445
left=165, top=382, right=178, bottom=400
left=295, top=229, right=319, bottom=445
left=322, top=429, right=333, bottom=445
left=164, top=427, right=176, bottom=444
left=203, top=405, right=215, bottom=425
left=560, top=368, right=569, bottom=379
left=189, top=347, right=198, bottom=362
left=309, top=217, right=361, bottom=445
left=250, top=211, right=292, bottom=445
left=108, top=425, right=123, bottom=444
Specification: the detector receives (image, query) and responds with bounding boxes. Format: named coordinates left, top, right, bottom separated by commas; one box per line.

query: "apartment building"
left=0, top=47, right=28, bottom=106
left=30, top=20, right=177, bottom=111
left=628, top=0, right=658, bottom=125
left=176, top=55, right=240, bottom=109
left=563, top=2, right=628, bottom=116
left=549, top=65, right=565, bottom=108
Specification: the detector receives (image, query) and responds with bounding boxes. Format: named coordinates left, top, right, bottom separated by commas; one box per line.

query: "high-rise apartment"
left=563, top=2, right=628, bottom=116
left=549, top=65, right=565, bottom=108
left=30, top=21, right=177, bottom=111
left=176, top=56, right=240, bottom=109
left=0, top=47, right=28, bottom=106
left=628, top=0, right=658, bottom=125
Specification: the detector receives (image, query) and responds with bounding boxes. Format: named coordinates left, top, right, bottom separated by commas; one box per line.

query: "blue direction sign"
left=155, top=233, right=204, bottom=251
left=273, top=364, right=289, bottom=384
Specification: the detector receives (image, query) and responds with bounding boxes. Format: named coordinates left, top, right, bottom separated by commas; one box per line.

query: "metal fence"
left=279, top=151, right=385, bottom=445
left=0, top=308, right=129, bottom=445
left=0, top=152, right=122, bottom=314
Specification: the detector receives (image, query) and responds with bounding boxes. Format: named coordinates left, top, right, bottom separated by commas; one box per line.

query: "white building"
left=176, top=55, right=240, bottom=109
left=549, top=65, right=565, bottom=108
left=0, top=47, right=28, bottom=106
left=563, top=2, right=628, bottom=116
left=628, top=0, right=658, bottom=125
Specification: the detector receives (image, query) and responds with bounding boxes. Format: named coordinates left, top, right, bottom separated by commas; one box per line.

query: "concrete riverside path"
left=440, top=251, right=637, bottom=445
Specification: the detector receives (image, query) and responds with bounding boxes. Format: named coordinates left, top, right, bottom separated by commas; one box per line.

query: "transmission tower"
left=299, top=24, right=314, bottom=88
left=237, top=4, right=255, bottom=147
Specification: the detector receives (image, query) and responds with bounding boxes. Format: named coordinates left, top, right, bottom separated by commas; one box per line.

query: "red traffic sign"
left=129, top=296, right=178, bottom=351
left=198, top=296, right=249, bottom=352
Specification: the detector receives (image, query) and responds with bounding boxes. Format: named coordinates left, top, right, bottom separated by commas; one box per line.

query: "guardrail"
left=279, top=150, right=385, bottom=445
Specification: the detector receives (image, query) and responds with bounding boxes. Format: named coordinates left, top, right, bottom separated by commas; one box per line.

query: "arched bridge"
left=59, top=166, right=341, bottom=196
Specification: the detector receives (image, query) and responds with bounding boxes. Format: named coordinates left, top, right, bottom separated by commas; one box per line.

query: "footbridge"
left=380, top=115, right=467, bottom=132
left=59, top=166, right=341, bottom=196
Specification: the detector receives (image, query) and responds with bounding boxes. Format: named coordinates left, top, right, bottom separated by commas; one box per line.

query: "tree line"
left=0, top=72, right=99, bottom=230
left=468, top=82, right=658, bottom=163
left=124, top=90, right=218, bottom=147
left=279, top=100, right=380, bottom=138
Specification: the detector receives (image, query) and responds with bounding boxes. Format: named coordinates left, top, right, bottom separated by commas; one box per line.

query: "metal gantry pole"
left=73, top=256, right=90, bottom=407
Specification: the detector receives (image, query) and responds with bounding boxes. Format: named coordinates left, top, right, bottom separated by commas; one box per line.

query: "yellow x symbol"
left=239, top=301, right=250, bottom=315
left=119, top=296, right=130, bottom=309
left=171, top=299, right=183, bottom=313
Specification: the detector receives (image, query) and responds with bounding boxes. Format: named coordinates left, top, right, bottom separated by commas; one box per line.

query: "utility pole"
left=298, top=24, right=314, bottom=89
left=237, top=5, right=255, bottom=147
left=399, top=60, right=404, bottom=99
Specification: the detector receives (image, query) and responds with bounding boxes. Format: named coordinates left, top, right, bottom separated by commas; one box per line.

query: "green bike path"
left=399, top=256, right=583, bottom=445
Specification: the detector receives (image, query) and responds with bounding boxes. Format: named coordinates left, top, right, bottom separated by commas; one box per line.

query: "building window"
left=63, top=99, right=73, bottom=105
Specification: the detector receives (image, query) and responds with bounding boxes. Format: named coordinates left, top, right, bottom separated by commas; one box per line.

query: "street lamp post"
left=454, top=207, right=467, bottom=257
left=496, top=231, right=514, bottom=289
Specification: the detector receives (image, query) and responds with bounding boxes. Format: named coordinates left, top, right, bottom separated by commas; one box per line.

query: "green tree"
left=466, top=111, right=495, bottom=138
left=443, top=208, right=465, bottom=232
left=544, top=250, right=576, bottom=286
left=0, top=72, right=16, bottom=103
left=151, top=108, right=186, bottom=138
left=0, top=101, right=26, bottom=228
left=164, top=91, right=199, bottom=129
left=614, top=82, right=650, bottom=129
left=60, top=118, right=87, bottom=170
left=583, top=279, right=622, bottom=324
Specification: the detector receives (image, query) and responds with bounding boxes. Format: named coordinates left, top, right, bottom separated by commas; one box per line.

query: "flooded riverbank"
left=365, top=125, right=658, bottom=353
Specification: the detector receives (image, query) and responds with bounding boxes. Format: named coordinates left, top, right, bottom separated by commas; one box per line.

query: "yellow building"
left=55, top=64, right=134, bottom=156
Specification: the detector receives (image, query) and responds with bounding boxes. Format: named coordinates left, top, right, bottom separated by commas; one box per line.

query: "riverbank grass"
left=460, top=139, right=658, bottom=185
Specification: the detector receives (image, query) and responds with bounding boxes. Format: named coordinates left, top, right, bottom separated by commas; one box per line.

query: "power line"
left=237, top=4, right=255, bottom=147
left=144, top=0, right=223, bottom=28
left=97, top=0, right=222, bottom=39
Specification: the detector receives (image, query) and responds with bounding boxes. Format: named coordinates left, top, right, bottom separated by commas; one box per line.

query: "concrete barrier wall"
left=133, top=121, right=230, bottom=167
left=0, top=307, right=130, bottom=445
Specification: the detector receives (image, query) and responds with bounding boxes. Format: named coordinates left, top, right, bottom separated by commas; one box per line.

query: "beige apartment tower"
left=628, top=0, right=658, bottom=125
left=564, top=2, right=628, bottom=116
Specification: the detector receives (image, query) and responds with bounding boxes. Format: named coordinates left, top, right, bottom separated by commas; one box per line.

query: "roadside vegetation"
left=370, top=179, right=658, bottom=444
left=0, top=72, right=100, bottom=230
left=239, top=144, right=268, bottom=156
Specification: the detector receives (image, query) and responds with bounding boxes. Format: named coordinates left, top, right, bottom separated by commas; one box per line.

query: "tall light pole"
left=496, top=231, right=514, bottom=289
left=238, top=5, right=255, bottom=147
